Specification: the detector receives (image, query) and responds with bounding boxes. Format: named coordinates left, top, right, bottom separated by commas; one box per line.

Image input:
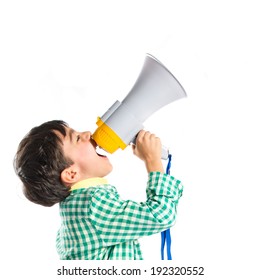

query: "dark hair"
left=14, top=120, right=73, bottom=207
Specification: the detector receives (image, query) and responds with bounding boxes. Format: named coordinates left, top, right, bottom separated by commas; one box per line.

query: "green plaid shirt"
left=56, top=172, right=183, bottom=260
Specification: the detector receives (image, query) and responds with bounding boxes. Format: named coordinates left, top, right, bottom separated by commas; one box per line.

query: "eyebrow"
left=68, top=129, right=75, bottom=143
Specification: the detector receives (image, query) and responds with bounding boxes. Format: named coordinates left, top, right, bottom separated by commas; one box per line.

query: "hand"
left=132, top=130, right=164, bottom=173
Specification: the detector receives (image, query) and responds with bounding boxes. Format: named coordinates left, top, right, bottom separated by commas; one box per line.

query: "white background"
left=1, top=0, right=260, bottom=279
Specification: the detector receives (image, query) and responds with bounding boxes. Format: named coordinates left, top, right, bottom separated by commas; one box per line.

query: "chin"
left=104, top=164, right=113, bottom=177
left=107, top=165, right=113, bottom=175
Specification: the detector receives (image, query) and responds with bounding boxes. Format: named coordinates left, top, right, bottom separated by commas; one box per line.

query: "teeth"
left=96, top=146, right=109, bottom=157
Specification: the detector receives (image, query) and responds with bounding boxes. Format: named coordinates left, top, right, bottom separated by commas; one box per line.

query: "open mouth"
left=95, top=146, right=109, bottom=157
left=91, top=138, right=108, bottom=158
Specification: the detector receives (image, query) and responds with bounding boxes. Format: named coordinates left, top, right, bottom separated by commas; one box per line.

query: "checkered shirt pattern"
left=56, top=172, right=183, bottom=260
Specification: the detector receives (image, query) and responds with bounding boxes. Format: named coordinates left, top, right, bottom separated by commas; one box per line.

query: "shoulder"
left=90, top=185, right=119, bottom=202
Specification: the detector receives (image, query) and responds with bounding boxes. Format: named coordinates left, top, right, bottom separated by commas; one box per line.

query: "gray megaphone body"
left=92, top=54, right=187, bottom=160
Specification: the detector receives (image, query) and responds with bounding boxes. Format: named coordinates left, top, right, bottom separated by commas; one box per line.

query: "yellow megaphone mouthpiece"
left=92, top=117, right=127, bottom=154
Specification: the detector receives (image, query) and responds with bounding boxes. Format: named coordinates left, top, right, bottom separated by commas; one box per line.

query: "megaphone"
left=92, top=54, right=187, bottom=160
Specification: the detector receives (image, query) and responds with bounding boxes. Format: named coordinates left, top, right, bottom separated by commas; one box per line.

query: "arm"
left=89, top=172, right=183, bottom=246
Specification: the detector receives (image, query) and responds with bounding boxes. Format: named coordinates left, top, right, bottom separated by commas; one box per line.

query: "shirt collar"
left=70, top=177, right=108, bottom=191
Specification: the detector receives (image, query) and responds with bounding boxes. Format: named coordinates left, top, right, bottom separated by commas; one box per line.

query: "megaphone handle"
left=161, top=145, right=169, bottom=160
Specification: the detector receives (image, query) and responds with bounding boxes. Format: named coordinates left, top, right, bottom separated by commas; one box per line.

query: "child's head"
left=14, top=120, right=113, bottom=207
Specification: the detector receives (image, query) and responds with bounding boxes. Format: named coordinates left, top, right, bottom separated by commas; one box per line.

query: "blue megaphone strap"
left=161, top=154, right=173, bottom=260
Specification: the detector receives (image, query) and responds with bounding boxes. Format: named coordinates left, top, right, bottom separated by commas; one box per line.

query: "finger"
left=149, top=133, right=156, bottom=139
left=136, top=130, right=146, bottom=141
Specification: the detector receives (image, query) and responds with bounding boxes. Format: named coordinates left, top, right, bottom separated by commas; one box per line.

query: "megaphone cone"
left=92, top=54, right=187, bottom=159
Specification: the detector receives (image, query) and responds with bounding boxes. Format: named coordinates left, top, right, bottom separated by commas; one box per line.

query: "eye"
left=76, top=135, right=80, bottom=142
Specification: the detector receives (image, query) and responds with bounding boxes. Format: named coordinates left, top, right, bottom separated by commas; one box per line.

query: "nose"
left=81, top=131, right=92, bottom=140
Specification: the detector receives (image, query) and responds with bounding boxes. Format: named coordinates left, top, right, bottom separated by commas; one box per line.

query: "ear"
left=61, top=165, right=80, bottom=186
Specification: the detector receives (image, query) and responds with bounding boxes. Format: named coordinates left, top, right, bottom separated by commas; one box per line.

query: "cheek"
left=76, top=146, right=97, bottom=165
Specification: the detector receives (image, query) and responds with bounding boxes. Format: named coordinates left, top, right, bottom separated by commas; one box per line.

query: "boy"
left=14, top=120, right=183, bottom=260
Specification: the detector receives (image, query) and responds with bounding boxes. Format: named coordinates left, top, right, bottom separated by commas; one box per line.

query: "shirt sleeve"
left=89, top=171, right=183, bottom=246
